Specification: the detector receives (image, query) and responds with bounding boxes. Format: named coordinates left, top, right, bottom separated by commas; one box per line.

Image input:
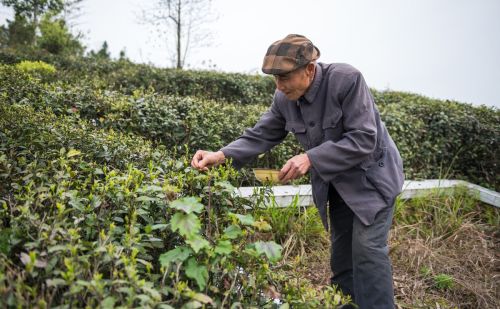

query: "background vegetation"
left=1, top=53, right=498, bottom=190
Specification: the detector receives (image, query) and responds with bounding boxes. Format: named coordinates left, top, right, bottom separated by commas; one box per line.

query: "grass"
left=390, top=187, right=499, bottom=308
left=251, top=191, right=327, bottom=261
left=260, top=187, right=500, bottom=308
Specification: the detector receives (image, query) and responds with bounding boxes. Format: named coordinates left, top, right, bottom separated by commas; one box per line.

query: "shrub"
left=0, top=101, right=352, bottom=307
left=15, top=60, right=56, bottom=81
left=0, top=102, right=164, bottom=170
left=1, top=100, right=355, bottom=307
left=0, top=50, right=276, bottom=104
left=1, top=62, right=498, bottom=190
left=376, top=90, right=499, bottom=190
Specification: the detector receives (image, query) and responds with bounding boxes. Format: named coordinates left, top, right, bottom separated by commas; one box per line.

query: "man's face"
left=274, top=63, right=315, bottom=101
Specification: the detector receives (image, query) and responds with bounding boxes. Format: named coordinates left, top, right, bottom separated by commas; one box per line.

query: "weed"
left=433, top=274, right=454, bottom=290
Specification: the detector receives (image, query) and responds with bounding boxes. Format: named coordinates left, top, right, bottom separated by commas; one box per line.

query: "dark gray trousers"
left=329, top=185, right=395, bottom=309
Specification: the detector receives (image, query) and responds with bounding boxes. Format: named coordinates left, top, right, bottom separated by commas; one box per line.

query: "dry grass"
left=276, top=191, right=499, bottom=308
left=391, top=221, right=499, bottom=308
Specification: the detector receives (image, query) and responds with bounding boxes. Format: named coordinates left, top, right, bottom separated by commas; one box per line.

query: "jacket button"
left=309, top=121, right=315, bottom=127
left=291, top=128, right=296, bottom=133
left=378, top=161, right=385, bottom=167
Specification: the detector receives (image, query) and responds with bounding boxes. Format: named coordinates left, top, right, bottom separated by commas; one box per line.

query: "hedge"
left=374, top=90, right=499, bottom=189
left=1, top=63, right=498, bottom=190
left=0, top=50, right=276, bottom=104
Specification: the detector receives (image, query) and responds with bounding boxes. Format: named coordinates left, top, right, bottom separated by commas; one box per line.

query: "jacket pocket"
left=365, top=147, right=404, bottom=204
left=285, top=121, right=308, bottom=147
left=322, top=111, right=342, bottom=141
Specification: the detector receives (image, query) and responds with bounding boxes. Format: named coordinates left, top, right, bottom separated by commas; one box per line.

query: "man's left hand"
left=278, top=153, right=311, bottom=183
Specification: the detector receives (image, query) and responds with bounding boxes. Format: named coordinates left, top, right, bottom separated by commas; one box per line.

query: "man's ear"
left=305, top=62, right=316, bottom=77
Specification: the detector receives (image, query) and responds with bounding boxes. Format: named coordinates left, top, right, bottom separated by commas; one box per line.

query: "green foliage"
left=15, top=59, right=56, bottom=79
left=1, top=61, right=497, bottom=189
left=1, top=13, right=36, bottom=48
left=279, top=280, right=354, bottom=308
left=393, top=186, right=499, bottom=238
left=251, top=241, right=283, bottom=263
left=37, top=13, right=84, bottom=56
left=0, top=1, right=84, bottom=56
left=0, top=99, right=349, bottom=307
left=88, top=41, right=111, bottom=60
left=251, top=192, right=326, bottom=256
left=374, top=90, right=499, bottom=190
left=1, top=0, right=65, bottom=22
left=0, top=64, right=47, bottom=104
left=433, top=274, right=454, bottom=290
left=420, top=266, right=432, bottom=277
left=0, top=101, right=164, bottom=170
left=0, top=50, right=276, bottom=104
left=419, top=267, right=455, bottom=291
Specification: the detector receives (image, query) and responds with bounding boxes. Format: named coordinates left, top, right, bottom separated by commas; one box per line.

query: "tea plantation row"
left=1, top=63, right=498, bottom=190
left=0, top=51, right=275, bottom=105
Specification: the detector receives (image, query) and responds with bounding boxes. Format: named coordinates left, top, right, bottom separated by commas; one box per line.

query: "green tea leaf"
left=67, top=149, right=81, bottom=158
left=0, top=228, right=12, bottom=255
left=135, top=294, right=152, bottom=303
left=136, top=196, right=157, bottom=203
left=169, top=197, right=204, bottom=214
left=215, top=181, right=235, bottom=193
left=214, top=240, right=232, bottom=255
left=186, top=236, right=210, bottom=253
left=253, top=241, right=282, bottom=263
left=231, top=213, right=254, bottom=226
left=150, top=224, right=169, bottom=231
left=48, top=245, right=67, bottom=253
left=45, top=278, right=66, bottom=287
left=223, top=225, right=242, bottom=239
left=143, top=286, right=162, bottom=301
left=181, top=301, right=202, bottom=309
left=159, top=246, right=192, bottom=268
left=101, top=297, right=116, bottom=309
left=170, top=212, right=201, bottom=237
left=185, top=258, right=208, bottom=291
left=145, top=185, right=164, bottom=192
left=252, top=219, right=272, bottom=232
left=191, top=293, right=214, bottom=304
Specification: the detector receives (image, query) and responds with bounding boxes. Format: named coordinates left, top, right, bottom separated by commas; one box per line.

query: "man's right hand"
left=191, top=150, right=226, bottom=171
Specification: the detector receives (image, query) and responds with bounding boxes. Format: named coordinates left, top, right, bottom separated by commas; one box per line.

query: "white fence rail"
left=235, top=180, right=500, bottom=208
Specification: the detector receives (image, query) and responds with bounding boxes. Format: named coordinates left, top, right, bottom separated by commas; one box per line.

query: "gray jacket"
left=221, top=63, right=404, bottom=230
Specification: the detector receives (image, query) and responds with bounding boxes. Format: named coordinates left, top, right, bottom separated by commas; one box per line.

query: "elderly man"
left=191, top=34, right=404, bottom=308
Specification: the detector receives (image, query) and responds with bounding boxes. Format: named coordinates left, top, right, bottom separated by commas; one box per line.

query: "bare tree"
left=141, top=0, right=216, bottom=69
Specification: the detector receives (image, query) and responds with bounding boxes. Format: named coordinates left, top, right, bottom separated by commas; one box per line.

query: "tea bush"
left=15, top=60, right=56, bottom=81
left=0, top=50, right=276, bottom=104
left=1, top=62, right=498, bottom=190
left=0, top=102, right=352, bottom=307
left=375, top=90, right=499, bottom=189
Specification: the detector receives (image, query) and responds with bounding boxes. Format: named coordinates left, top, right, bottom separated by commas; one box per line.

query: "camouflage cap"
left=262, top=34, right=320, bottom=75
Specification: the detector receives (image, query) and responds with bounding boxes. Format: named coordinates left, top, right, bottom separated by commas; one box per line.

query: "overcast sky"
left=1, top=0, right=499, bottom=108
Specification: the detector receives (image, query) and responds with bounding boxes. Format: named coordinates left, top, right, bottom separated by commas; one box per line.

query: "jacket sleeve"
left=220, top=100, right=287, bottom=169
left=306, top=71, right=377, bottom=182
